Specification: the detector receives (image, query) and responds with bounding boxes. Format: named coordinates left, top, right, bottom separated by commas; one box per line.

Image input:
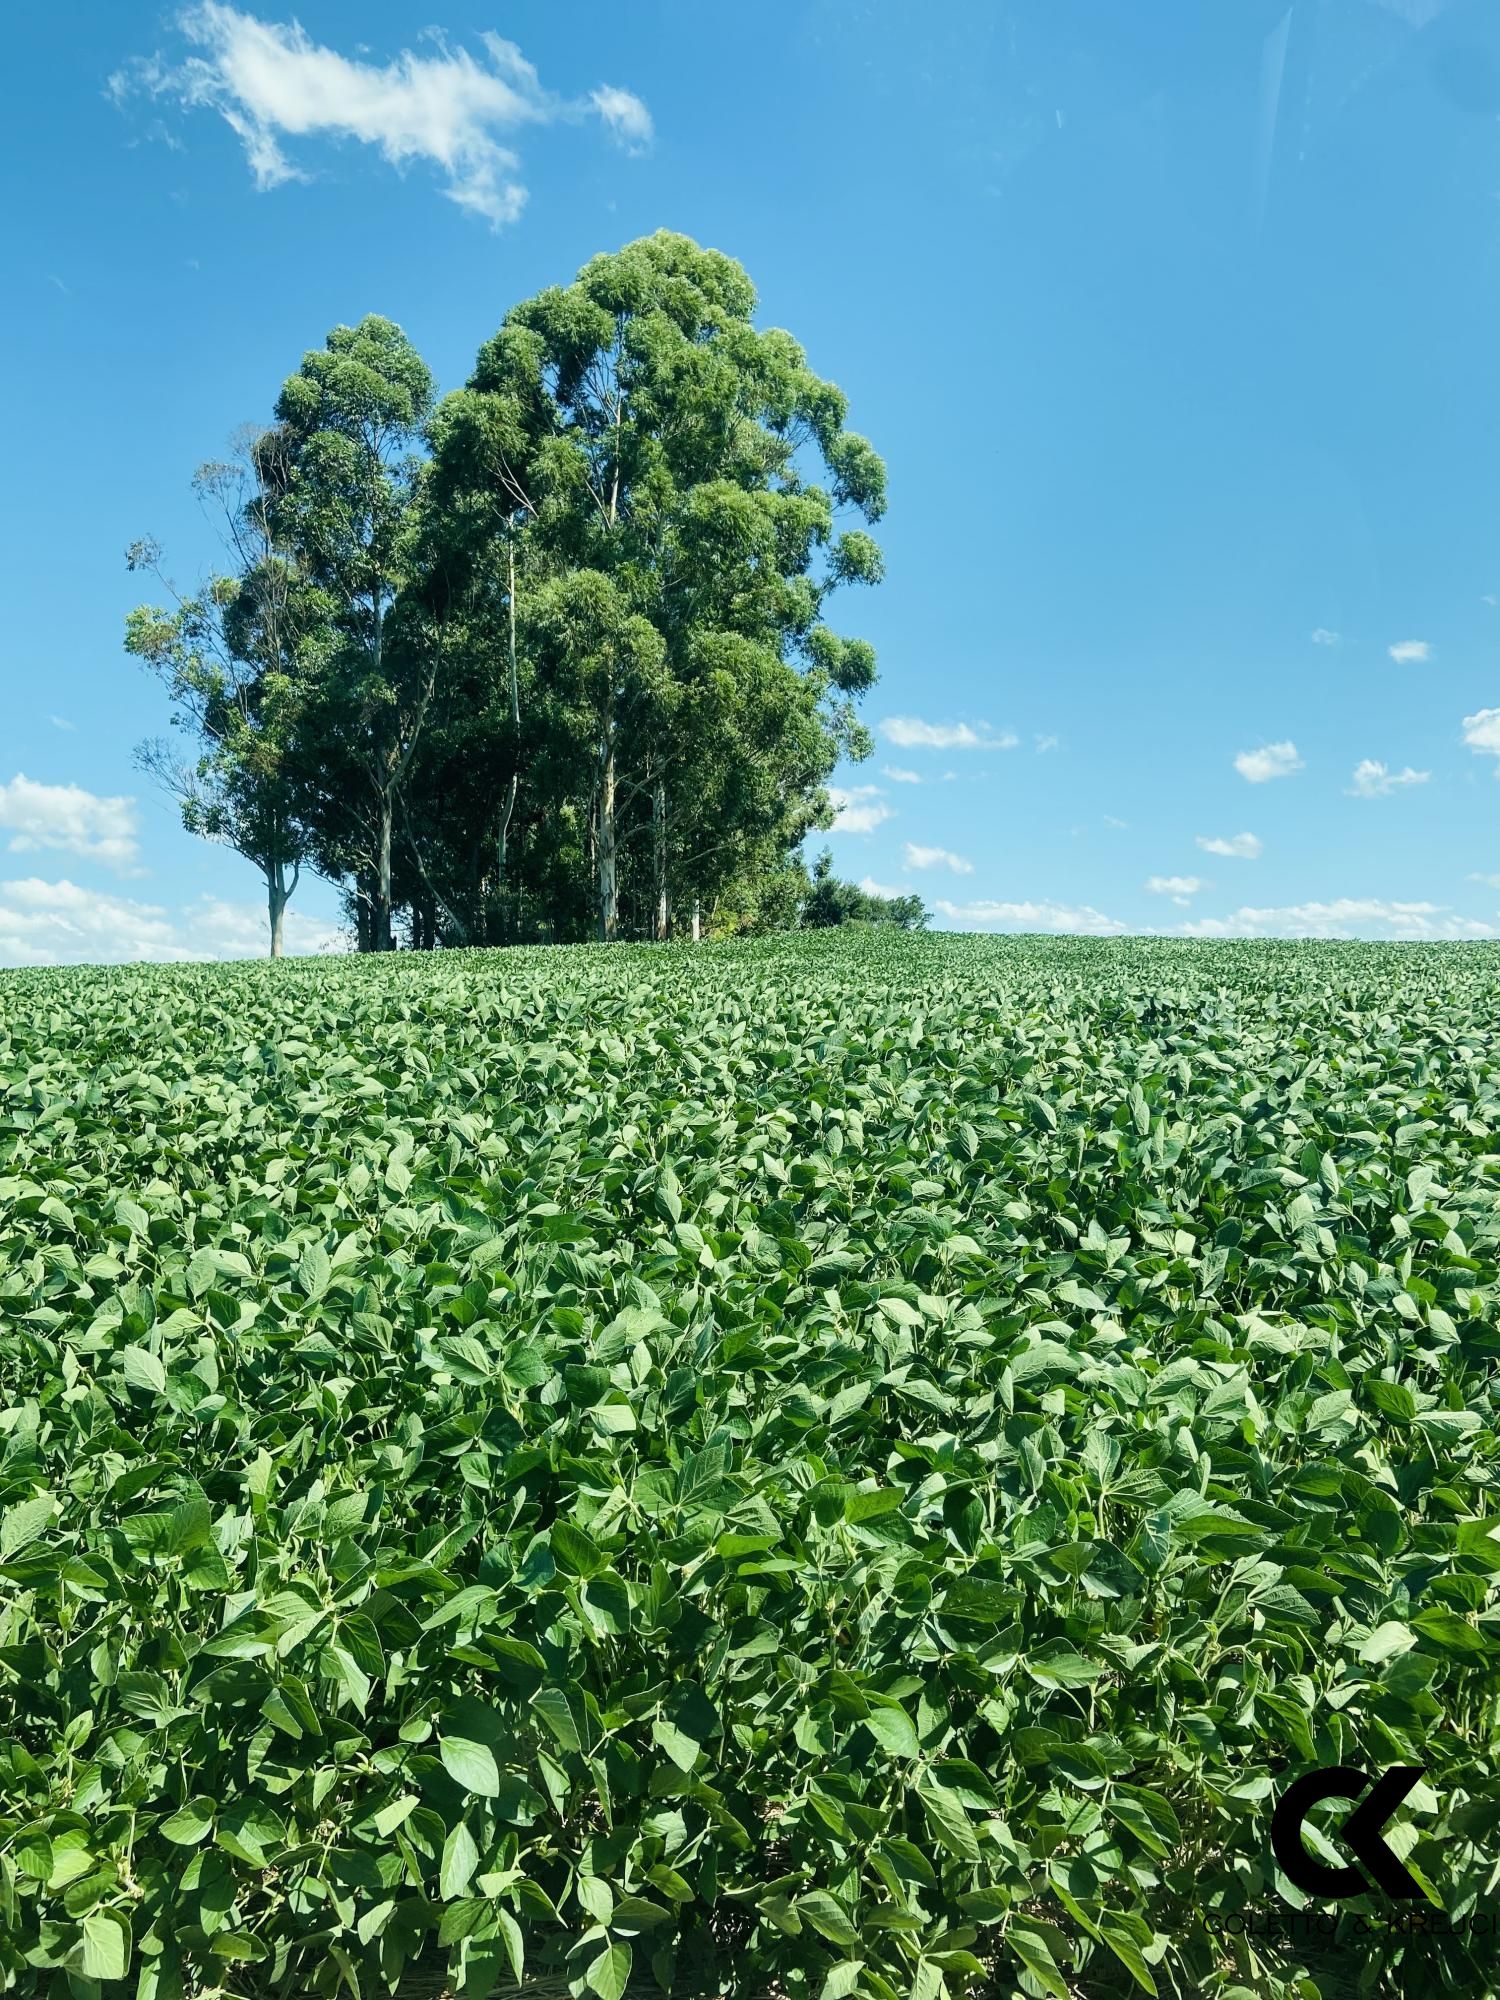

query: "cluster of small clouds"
left=1146, top=875, right=1204, bottom=908
left=1308, top=630, right=1433, bottom=663
left=108, top=4, right=652, bottom=227
left=878, top=716, right=1019, bottom=751
left=904, top=843, right=972, bottom=875
left=1234, top=740, right=1304, bottom=784
left=0, top=878, right=342, bottom=968
left=935, top=898, right=1126, bottom=936
left=1346, top=758, right=1428, bottom=798
left=0, top=775, right=142, bottom=873
left=827, top=784, right=892, bottom=835
left=1464, top=708, right=1500, bottom=769
left=1197, top=831, right=1262, bottom=858
left=1180, top=898, right=1495, bottom=942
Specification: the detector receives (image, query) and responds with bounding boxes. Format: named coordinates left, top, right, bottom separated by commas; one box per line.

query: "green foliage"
left=3, top=932, right=1498, bottom=1998
left=127, top=235, right=890, bottom=957
left=801, top=851, right=929, bottom=932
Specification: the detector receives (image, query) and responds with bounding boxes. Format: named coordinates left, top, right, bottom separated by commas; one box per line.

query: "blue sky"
left=7, top=0, right=1500, bottom=960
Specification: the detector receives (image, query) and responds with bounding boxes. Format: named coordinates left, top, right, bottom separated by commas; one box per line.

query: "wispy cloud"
left=1103, top=814, right=1129, bottom=830
left=1146, top=874, right=1204, bottom=907
left=1034, top=732, right=1060, bottom=753
left=0, top=775, right=141, bottom=872
left=858, top=875, right=908, bottom=900
left=109, top=5, right=651, bottom=227
left=879, top=716, right=1019, bottom=751
left=827, top=784, right=893, bottom=835
left=904, top=842, right=974, bottom=874
left=1181, top=897, right=1494, bottom=940
left=1311, top=628, right=1341, bottom=646
left=1234, top=740, right=1303, bottom=783
left=881, top=766, right=922, bottom=785
left=1388, top=639, right=1431, bottom=664
left=936, top=897, right=1126, bottom=936
left=1467, top=871, right=1500, bottom=888
left=588, top=84, right=653, bottom=150
left=1347, top=758, right=1430, bottom=798
left=48, top=715, right=76, bottom=732
left=1197, top=831, right=1262, bottom=859
left=1463, top=707, right=1500, bottom=771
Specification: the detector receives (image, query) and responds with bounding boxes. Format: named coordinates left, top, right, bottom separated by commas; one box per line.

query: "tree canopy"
left=126, top=233, right=923, bottom=951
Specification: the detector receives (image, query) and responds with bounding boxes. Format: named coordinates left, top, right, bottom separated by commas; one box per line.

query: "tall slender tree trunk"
left=598, top=711, right=618, bottom=943
left=653, top=776, right=668, bottom=941
left=268, top=861, right=288, bottom=960
left=496, top=535, right=521, bottom=937
left=692, top=899, right=701, bottom=942
left=375, top=791, right=394, bottom=951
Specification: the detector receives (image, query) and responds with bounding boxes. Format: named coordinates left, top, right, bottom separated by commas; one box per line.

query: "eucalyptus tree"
left=432, top=230, right=887, bottom=941
left=123, top=427, right=314, bottom=957
left=264, top=316, right=438, bottom=952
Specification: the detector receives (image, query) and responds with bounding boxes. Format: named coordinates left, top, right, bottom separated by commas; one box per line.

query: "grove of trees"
left=126, top=232, right=926, bottom=952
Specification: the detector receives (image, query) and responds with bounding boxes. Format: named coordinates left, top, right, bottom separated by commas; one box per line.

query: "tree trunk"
left=692, top=898, right=701, bottom=943
left=375, top=792, right=394, bottom=951
left=653, top=777, right=668, bottom=941
left=497, top=535, right=521, bottom=929
left=268, top=862, right=287, bottom=960
left=598, top=718, right=618, bottom=943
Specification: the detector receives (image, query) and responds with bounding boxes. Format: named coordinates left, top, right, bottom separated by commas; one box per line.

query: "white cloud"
left=1034, top=732, right=1060, bottom=753
left=858, top=876, right=908, bottom=900
left=1468, top=871, right=1500, bottom=888
left=1388, top=639, right=1431, bottom=664
left=48, top=716, right=75, bottom=732
left=1197, top=831, right=1262, bottom=859
left=936, top=897, right=1127, bottom=936
left=1146, top=875, right=1204, bottom=908
left=1103, top=814, right=1129, bottom=830
left=1462, top=707, right=1500, bottom=770
left=1346, top=758, right=1430, bottom=798
left=879, top=716, right=1019, bottom=751
left=1311, top=628, right=1341, bottom=646
left=828, top=784, right=893, bottom=835
left=589, top=85, right=653, bottom=150
left=1181, top=898, right=1494, bottom=941
left=904, top=842, right=974, bottom=874
left=0, top=878, right=343, bottom=967
left=0, top=775, right=141, bottom=871
left=110, top=6, right=650, bottom=227
left=1234, top=740, right=1303, bottom=783
left=188, top=896, right=344, bottom=958
left=881, top=765, right=922, bottom=785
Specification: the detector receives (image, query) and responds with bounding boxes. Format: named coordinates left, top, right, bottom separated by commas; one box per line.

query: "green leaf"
left=160, top=1797, right=216, bottom=1846
left=80, top=1909, right=131, bottom=1983
left=1007, top=1920, right=1069, bottom=1999
left=440, top=1734, right=502, bottom=1797
left=863, top=1702, right=920, bottom=1759
left=1, top=1493, right=54, bottom=1559
left=440, top=1821, right=479, bottom=1899
left=919, top=1781, right=980, bottom=1861
left=120, top=1345, right=166, bottom=1394
left=586, top=1940, right=632, bottom=2000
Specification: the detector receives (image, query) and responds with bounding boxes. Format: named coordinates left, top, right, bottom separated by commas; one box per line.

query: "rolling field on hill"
left=3, top=933, right=1499, bottom=1999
